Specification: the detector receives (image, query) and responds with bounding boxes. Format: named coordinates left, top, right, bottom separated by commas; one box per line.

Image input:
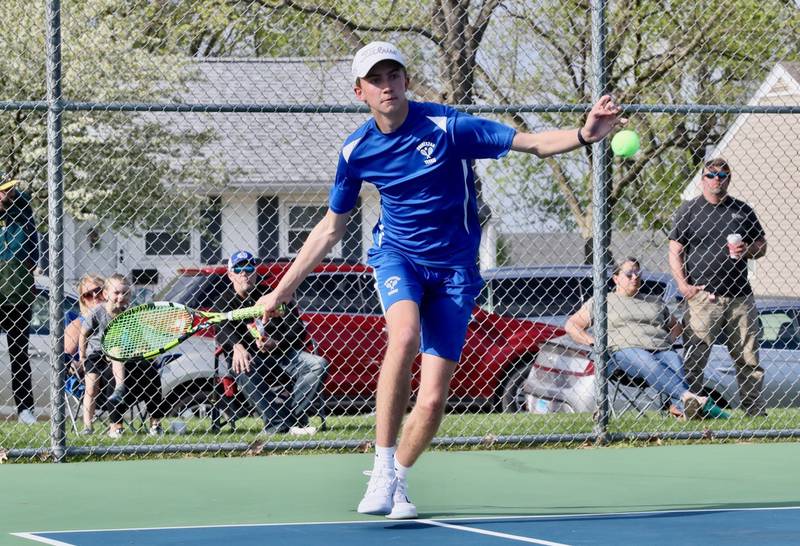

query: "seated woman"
left=565, top=257, right=728, bottom=420
left=64, top=274, right=107, bottom=434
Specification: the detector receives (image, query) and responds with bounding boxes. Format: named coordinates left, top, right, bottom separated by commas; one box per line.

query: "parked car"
left=159, top=260, right=562, bottom=413
left=517, top=297, right=800, bottom=414
left=478, top=265, right=680, bottom=326
left=159, top=258, right=370, bottom=309
left=0, top=280, right=216, bottom=418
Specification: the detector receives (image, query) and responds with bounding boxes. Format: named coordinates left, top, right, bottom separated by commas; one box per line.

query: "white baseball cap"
left=351, top=41, right=406, bottom=81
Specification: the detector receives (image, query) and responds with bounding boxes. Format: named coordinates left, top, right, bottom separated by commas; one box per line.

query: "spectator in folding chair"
left=64, top=274, right=106, bottom=435
left=79, top=273, right=163, bottom=438
left=565, top=257, right=729, bottom=421
left=105, top=355, right=166, bottom=438
left=216, top=250, right=327, bottom=435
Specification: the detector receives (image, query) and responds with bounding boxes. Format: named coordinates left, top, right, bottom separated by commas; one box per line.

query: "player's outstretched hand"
left=582, top=95, right=626, bottom=143
left=257, top=291, right=291, bottom=322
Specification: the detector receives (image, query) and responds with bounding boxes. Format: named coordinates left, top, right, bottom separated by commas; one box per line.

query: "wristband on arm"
left=577, top=128, right=590, bottom=146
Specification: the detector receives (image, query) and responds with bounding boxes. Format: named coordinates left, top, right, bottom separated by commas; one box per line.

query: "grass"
left=3, top=407, right=800, bottom=463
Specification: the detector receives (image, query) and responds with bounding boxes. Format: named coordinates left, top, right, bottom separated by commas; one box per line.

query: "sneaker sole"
left=357, top=504, right=393, bottom=516
left=386, top=503, right=418, bottom=520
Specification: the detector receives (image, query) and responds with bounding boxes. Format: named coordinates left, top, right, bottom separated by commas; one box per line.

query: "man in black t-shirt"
left=215, top=250, right=324, bottom=434
left=669, top=158, right=768, bottom=416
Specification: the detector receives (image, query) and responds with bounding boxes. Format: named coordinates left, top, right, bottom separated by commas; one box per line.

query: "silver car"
left=516, top=298, right=800, bottom=414
left=479, top=265, right=680, bottom=327
left=0, top=281, right=217, bottom=418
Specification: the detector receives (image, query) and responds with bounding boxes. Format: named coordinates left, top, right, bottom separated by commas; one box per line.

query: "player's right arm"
left=64, top=317, right=82, bottom=358
left=267, top=209, right=349, bottom=305
left=259, top=142, right=360, bottom=320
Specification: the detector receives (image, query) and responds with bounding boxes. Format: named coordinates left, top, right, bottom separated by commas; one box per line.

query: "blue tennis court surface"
left=14, top=507, right=800, bottom=545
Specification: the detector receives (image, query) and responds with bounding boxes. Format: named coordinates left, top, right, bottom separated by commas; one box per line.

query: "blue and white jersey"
left=329, top=101, right=516, bottom=267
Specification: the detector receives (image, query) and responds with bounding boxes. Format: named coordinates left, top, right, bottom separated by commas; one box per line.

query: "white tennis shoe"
left=386, top=476, right=417, bottom=519
left=357, top=468, right=396, bottom=515
left=18, top=409, right=36, bottom=425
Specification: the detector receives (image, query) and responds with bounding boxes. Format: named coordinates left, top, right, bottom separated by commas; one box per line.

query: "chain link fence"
left=2, top=1, right=800, bottom=462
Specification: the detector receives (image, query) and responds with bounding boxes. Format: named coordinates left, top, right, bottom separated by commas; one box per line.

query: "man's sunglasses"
left=622, top=269, right=642, bottom=279
left=703, top=172, right=729, bottom=180
left=81, top=286, right=103, bottom=299
left=232, top=264, right=256, bottom=274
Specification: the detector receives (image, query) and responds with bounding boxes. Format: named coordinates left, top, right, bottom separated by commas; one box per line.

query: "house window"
left=200, top=196, right=222, bottom=264
left=145, top=231, right=191, bottom=256
left=288, top=205, right=326, bottom=255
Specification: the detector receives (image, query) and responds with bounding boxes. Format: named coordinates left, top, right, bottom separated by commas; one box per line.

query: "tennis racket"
left=100, top=301, right=285, bottom=362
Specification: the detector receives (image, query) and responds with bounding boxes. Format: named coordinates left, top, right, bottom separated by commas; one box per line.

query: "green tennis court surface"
left=3, top=443, right=799, bottom=545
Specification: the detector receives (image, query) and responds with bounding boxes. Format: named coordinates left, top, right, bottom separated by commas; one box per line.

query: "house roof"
left=155, top=58, right=371, bottom=189
left=781, top=62, right=800, bottom=84
left=681, top=61, right=800, bottom=200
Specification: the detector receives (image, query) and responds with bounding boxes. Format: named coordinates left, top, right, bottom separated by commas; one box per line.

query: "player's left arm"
left=510, top=95, right=625, bottom=158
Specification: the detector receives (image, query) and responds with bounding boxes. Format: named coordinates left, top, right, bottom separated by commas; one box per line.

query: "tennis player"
left=257, top=41, right=625, bottom=519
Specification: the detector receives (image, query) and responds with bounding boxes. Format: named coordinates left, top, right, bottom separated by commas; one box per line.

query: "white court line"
left=10, top=533, right=76, bottom=546
left=13, top=505, right=800, bottom=537
left=421, top=519, right=571, bottom=546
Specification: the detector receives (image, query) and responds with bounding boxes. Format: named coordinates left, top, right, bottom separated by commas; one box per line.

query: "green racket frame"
left=101, top=301, right=282, bottom=362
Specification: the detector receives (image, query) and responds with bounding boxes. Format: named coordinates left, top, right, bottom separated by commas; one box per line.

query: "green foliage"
left=487, top=0, right=800, bottom=234
left=125, top=0, right=359, bottom=57
left=6, top=0, right=797, bottom=237
left=152, top=0, right=799, bottom=235
left=0, top=0, right=227, bottom=231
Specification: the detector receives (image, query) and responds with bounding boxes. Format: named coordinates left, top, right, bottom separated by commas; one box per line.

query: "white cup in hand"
left=727, top=233, right=743, bottom=259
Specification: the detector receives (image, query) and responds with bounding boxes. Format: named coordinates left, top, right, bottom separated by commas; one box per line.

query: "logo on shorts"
left=384, top=275, right=401, bottom=296
left=416, top=141, right=437, bottom=165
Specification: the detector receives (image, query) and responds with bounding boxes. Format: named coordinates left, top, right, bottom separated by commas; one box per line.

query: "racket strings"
left=103, top=307, right=196, bottom=359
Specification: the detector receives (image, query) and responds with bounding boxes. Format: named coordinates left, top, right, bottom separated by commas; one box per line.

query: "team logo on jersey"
left=384, top=275, right=401, bottom=296
left=416, top=141, right=437, bottom=165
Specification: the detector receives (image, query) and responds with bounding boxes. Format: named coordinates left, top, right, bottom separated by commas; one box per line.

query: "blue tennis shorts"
left=369, top=250, right=483, bottom=362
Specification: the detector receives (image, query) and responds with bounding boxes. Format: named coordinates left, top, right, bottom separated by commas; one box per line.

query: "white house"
left=67, top=58, right=374, bottom=291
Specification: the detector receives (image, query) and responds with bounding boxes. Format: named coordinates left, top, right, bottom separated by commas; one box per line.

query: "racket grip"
left=229, top=304, right=288, bottom=321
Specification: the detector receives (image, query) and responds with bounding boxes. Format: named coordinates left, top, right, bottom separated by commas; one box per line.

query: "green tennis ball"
left=611, top=129, right=640, bottom=158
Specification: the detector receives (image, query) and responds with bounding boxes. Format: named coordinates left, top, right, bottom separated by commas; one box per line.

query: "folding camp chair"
left=64, top=374, right=85, bottom=434
left=608, top=368, right=669, bottom=418
left=68, top=363, right=156, bottom=435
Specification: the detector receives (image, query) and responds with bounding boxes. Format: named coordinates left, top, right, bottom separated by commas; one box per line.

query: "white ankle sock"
left=394, top=456, right=411, bottom=481
left=375, top=445, right=396, bottom=472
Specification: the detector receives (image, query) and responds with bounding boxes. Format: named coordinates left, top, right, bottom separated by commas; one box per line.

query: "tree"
left=0, top=0, right=228, bottom=233
left=491, top=0, right=800, bottom=249
left=127, top=0, right=800, bottom=253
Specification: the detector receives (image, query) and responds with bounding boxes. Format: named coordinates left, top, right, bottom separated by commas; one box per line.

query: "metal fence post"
left=591, top=0, right=612, bottom=439
left=46, top=0, right=66, bottom=463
